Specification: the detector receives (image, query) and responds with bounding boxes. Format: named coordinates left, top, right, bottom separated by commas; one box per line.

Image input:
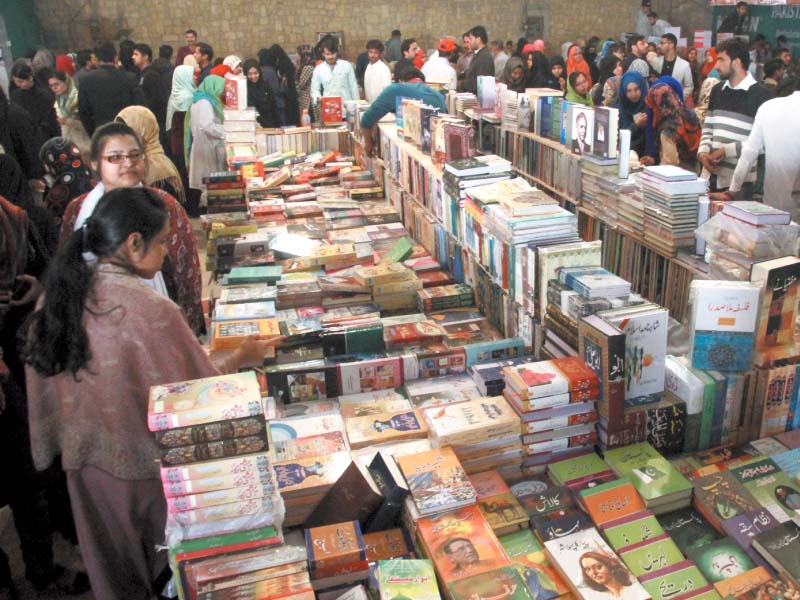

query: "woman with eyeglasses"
left=25, top=187, right=279, bottom=600
left=48, top=70, right=91, bottom=158
left=58, top=122, right=204, bottom=334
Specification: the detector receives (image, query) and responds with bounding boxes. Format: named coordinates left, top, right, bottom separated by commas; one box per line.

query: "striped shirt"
left=697, top=72, right=773, bottom=189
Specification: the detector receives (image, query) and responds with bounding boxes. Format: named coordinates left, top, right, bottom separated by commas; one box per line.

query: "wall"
left=33, top=0, right=711, bottom=62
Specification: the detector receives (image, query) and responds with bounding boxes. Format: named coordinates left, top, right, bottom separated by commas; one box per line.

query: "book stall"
left=150, top=75, right=800, bottom=600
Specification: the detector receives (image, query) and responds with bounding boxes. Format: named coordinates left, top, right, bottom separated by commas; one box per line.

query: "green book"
left=603, top=442, right=692, bottom=506
left=448, top=566, right=532, bottom=600
left=547, top=450, right=614, bottom=489
left=618, top=533, right=685, bottom=577
left=170, top=524, right=280, bottom=556
left=379, top=237, right=415, bottom=264
left=657, top=507, right=722, bottom=555
left=639, top=560, right=714, bottom=600
left=728, top=457, right=798, bottom=524
left=601, top=510, right=665, bottom=551
left=378, top=559, right=441, bottom=600
left=228, top=265, right=283, bottom=284
left=686, top=537, right=755, bottom=583
left=498, top=529, right=572, bottom=598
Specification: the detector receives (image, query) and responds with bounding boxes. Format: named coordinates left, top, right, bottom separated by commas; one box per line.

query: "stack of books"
left=641, top=165, right=707, bottom=257
left=396, top=447, right=477, bottom=519
left=502, top=357, right=600, bottom=476
left=469, top=470, right=529, bottom=536
left=417, top=284, right=474, bottom=312
left=353, top=262, right=422, bottom=311
left=305, top=520, right=370, bottom=591
left=204, top=170, right=247, bottom=214
left=423, top=396, right=523, bottom=480
left=223, top=107, right=258, bottom=168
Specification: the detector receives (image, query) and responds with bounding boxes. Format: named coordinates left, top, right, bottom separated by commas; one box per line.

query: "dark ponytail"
left=26, top=187, right=168, bottom=377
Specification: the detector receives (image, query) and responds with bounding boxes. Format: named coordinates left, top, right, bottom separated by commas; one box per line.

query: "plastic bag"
left=695, top=213, right=799, bottom=260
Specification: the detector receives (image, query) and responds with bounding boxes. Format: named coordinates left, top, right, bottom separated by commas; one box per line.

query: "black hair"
left=774, top=47, right=791, bottom=58
left=717, top=37, right=751, bottom=70
left=93, top=41, right=116, bottom=63
left=319, top=35, right=339, bottom=54
left=50, top=70, right=69, bottom=84
left=133, top=43, right=152, bottom=61
left=391, top=30, right=401, bottom=37
left=159, top=45, right=173, bottom=60
left=366, top=40, right=384, bottom=52
left=243, top=58, right=262, bottom=80
left=89, top=121, right=143, bottom=163
left=76, top=49, right=93, bottom=68
left=10, top=60, right=33, bottom=80
left=569, top=70, right=587, bottom=90
left=401, top=38, right=417, bottom=55
left=185, top=29, right=198, bottom=36
left=25, top=187, right=169, bottom=377
left=196, top=42, right=214, bottom=61
left=469, top=26, right=488, bottom=45
left=442, top=537, right=474, bottom=555
left=661, top=33, right=678, bottom=46
left=648, top=11, right=659, bottom=19
left=628, top=35, right=645, bottom=51
left=764, top=58, right=785, bottom=78
left=736, top=1, right=748, bottom=7
left=395, top=64, right=425, bottom=82
left=491, top=40, right=505, bottom=51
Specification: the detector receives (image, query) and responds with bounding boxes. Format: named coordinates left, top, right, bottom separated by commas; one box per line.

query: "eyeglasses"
left=102, top=151, right=145, bottom=164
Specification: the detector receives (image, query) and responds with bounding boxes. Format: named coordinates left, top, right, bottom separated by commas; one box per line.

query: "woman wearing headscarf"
left=596, top=40, right=615, bottom=67
left=549, top=55, right=567, bottom=92
left=48, top=70, right=91, bottom=158
left=616, top=71, right=649, bottom=157
left=244, top=58, right=278, bottom=128
left=55, top=54, right=75, bottom=77
left=524, top=52, right=553, bottom=89
left=261, top=45, right=299, bottom=126
left=701, top=48, right=718, bottom=79
left=592, top=55, right=623, bottom=107
left=185, top=75, right=226, bottom=208
left=115, top=106, right=186, bottom=205
left=9, top=61, right=61, bottom=151
left=0, top=87, right=43, bottom=180
left=501, top=57, right=527, bottom=93
left=39, top=137, right=95, bottom=251
left=584, top=37, right=601, bottom=83
left=223, top=55, right=243, bottom=75
left=643, top=76, right=701, bottom=170
left=297, top=51, right=317, bottom=124
left=566, top=71, right=594, bottom=106
left=166, top=65, right=196, bottom=203
left=566, top=45, right=593, bottom=87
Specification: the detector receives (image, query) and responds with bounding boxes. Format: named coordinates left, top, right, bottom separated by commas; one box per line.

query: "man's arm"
left=310, top=67, right=323, bottom=104
left=728, top=108, right=765, bottom=193
left=359, top=86, right=397, bottom=130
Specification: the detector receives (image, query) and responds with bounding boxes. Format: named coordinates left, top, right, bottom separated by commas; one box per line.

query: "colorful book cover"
left=688, top=281, right=760, bottom=372
left=273, top=451, right=351, bottom=494
left=713, top=566, right=774, bottom=600
left=692, top=471, right=760, bottom=530
left=720, top=508, right=780, bottom=570
left=601, top=511, right=665, bottom=551
left=579, top=314, right=626, bottom=432
left=396, top=447, right=476, bottom=516
left=269, top=414, right=346, bottom=442
left=211, top=318, right=281, bottom=350
left=617, top=534, right=685, bottom=577
left=579, top=478, right=647, bottom=526
left=543, top=527, right=650, bottom=600
left=469, top=471, right=511, bottom=499
left=687, top=537, right=756, bottom=583
left=750, top=257, right=800, bottom=363
left=345, top=409, right=429, bottom=450
left=603, top=443, right=692, bottom=504
left=305, top=520, right=366, bottom=572
left=499, top=529, right=571, bottom=600
left=548, top=451, right=616, bottom=491
left=271, top=431, right=349, bottom=462
left=448, top=566, right=533, bottom=600
left=148, top=372, right=263, bottom=431
left=531, top=509, right=594, bottom=542
left=728, top=458, right=797, bottom=523
left=416, top=504, right=510, bottom=583
left=478, top=492, right=530, bottom=533
left=422, top=396, right=520, bottom=445
left=638, top=560, right=713, bottom=600
left=377, top=559, right=440, bottom=600
left=516, top=485, right=577, bottom=519
left=364, top=529, right=414, bottom=562
left=657, top=507, right=722, bottom=555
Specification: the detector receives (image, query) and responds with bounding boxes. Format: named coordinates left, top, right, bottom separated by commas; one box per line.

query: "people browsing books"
left=364, top=40, right=392, bottom=103
left=463, top=26, right=495, bottom=93
left=421, top=38, right=458, bottom=91
left=311, top=35, right=359, bottom=105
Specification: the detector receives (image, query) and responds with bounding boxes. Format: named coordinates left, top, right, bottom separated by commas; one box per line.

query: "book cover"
left=617, top=534, right=684, bottom=577
left=416, top=504, right=510, bottom=583
left=688, top=281, right=760, bottom=372
left=713, top=566, right=777, bottom=600
left=396, top=447, right=476, bottom=515
left=273, top=451, right=351, bottom=495
left=305, top=520, right=366, bottom=572
left=692, top=471, right=761, bottom=531
left=579, top=478, right=647, bottom=526
left=751, top=522, right=800, bottom=583
left=750, top=257, right=800, bottom=364
left=499, top=528, right=572, bottom=600
left=657, top=507, right=722, bottom=555
left=720, top=508, right=780, bottom=570
left=531, top=509, right=594, bottom=542
left=148, top=372, right=263, bottom=431
left=304, top=460, right=384, bottom=528
left=686, top=537, right=756, bottom=583
left=579, top=314, right=626, bottom=434
left=272, top=431, right=349, bottom=462
left=478, top=492, right=530, bottom=533
left=154, top=415, right=265, bottom=448
left=337, top=357, right=403, bottom=396
left=543, top=527, right=650, bottom=600
left=345, top=410, right=428, bottom=450
left=548, top=451, right=615, bottom=491
left=601, top=511, right=664, bottom=551
left=211, top=318, right=281, bottom=351
left=603, top=443, right=692, bottom=505
left=378, top=559, right=440, bottom=600
left=363, top=529, right=414, bottom=562
left=638, top=560, right=713, bottom=600
left=448, top=566, right=534, bottom=600
left=728, top=458, right=798, bottom=524
left=423, top=396, right=520, bottom=445
left=515, top=485, right=577, bottom=519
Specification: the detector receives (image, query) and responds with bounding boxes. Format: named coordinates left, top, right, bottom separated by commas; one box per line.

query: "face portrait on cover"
left=572, top=112, right=589, bottom=154
left=580, top=552, right=634, bottom=596
left=775, top=486, right=800, bottom=511
left=443, top=537, right=480, bottom=571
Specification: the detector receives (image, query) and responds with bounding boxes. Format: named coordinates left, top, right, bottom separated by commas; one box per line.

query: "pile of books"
left=469, top=470, right=529, bottom=536
left=641, top=165, right=707, bottom=256
left=204, top=170, right=247, bottom=214
left=502, top=357, right=600, bottom=476
left=305, top=520, right=371, bottom=591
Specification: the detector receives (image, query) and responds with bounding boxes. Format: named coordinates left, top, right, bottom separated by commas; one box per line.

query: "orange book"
left=417, top=504, right=511, bottom=583
left=304, top=520, right=366, bottom=573
left=210, top=318, right=281, bottom=351
left=578, top=477, right=647, bottom=527
left=468, top=471, right=511, bottom=500
left=396, top=447, right=476, bottom=516
left=363, top=529, right=414, bottom=562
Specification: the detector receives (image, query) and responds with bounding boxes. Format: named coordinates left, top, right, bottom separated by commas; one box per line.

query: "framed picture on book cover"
left=317, top=31, right=344, bottom=53
left=571, top=107, right=594, bottom=155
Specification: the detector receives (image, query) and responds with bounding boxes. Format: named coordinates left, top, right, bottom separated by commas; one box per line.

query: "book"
left=363, top=529, right=414, bottom=562
left=579, top=314, right=626, bottom=433
left=617, top=533, right=685, bottom=577
left=548, top=450, right=615, bottom=491
left=345, top=410, right=429, bottom=449
left=749, top=257, right=800, bottom=365
left=720, top=508, right=781, bottom=570
left=751, top=522, right=800, bottom=585
left=499, top=528, right=572, bottom=600
left=728, top=458, right=798, bottom=524
left=211, top=318, right=281, bottom=351
left=396, top=447, right=476, bottom=516
left=578, top=478, right=647, bottom=526
left=504, top=357, right=599, bottom=400
left=305, top=520, right=366, bottom=572
left=154, top=415, right=265, bottom=448
left=657, top=507, right=722, bottom=555
left=273, top=451, right=351, bottom=496
left=543, top=527, right=650, bottom=600
left=713, top=566, right=781, bottom=600
left=601, top=511, right=665, bottom=551
left=722, top=202, right=792, bottom=226
left=638, top=560, right=715, bottom=600
left=416, top=504, right=510, bottom=583
left=377, top=559, right=440, bottom=600
left=478, top=492, right=530, bottom=536
left=686, top=537, right=756, bottom=583
left=304, top=460, right=384, bottom=528
left=148, top=372, right=263, bottom=431
left=448, top=566, right=534, bottom=600
left=688, top=281, right=760, bottom=372
left=692, top=470, right=761, bottom=532
left=423, top=396, right=520, bottom=446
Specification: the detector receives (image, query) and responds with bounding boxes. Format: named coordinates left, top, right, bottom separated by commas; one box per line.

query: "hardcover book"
left=363, top=529, right=414, bottom=562
left=305, top=520, right=366, bottom=572
left=750, top=257, right=800, bottom=365
left=579, top=314, right=626, bottom=434
left=304, top=460, right=384, bottom=528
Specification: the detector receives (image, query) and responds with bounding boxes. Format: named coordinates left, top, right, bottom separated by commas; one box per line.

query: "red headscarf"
left=56, top=54, right=75, bottom=76
left=701, top=48, right=718, bottom=77
left=210, top=64, right=232, bottom=77
left=567, top=45, right=592, bottom=87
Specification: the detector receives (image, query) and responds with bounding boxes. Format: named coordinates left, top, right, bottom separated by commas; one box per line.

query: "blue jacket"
left=360, top=82, right=448, bottom=129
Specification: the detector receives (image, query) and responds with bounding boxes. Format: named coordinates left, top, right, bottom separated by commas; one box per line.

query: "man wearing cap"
left=422, top=39, right=459, bottom=90
left=364, top=40, right=392, bottom=103
left=636, top=0, right=653, bottom=37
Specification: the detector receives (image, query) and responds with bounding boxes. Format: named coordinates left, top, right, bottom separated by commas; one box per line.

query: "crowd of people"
left=0, top=14, right=799, bottom=600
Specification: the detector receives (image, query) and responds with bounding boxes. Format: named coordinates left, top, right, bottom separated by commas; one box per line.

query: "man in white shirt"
left=491, top=40, right=509, bottom=78
left=649, top=33, right=694, bottom=99
left=717, top=86, right=800, bottom=221
left=421, top=38, right=458, bottom=90
left=647, top=12, right=673, bottom=37
left=311, top=35, right=359, bottom=104
left=363, top=40, right=392, bottom=103
left=635, top=0, right=653, bottom=37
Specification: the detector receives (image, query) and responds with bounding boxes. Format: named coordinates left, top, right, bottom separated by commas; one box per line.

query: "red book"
left=321, top=97, right=344, bottom=125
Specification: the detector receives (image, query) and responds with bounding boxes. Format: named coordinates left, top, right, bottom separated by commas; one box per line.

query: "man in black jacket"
left=463, top=25, right=495, bottom=93
left=133, top=43, right=169, bottom=132
left=78, top=41, right=144, bottom=136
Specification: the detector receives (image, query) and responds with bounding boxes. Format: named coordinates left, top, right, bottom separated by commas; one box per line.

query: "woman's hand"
left=234, top=334, right=284, bottom=368
left=639, top=156, right=656, bottom=166
left=634, top=112, right=647, bottom=128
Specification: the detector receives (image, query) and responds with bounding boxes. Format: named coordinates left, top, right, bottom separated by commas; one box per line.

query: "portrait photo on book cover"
left=571, top=108, right=594, bottom=156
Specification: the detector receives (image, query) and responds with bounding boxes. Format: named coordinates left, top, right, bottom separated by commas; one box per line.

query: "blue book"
left=464, top=337, right=525, bottom=367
